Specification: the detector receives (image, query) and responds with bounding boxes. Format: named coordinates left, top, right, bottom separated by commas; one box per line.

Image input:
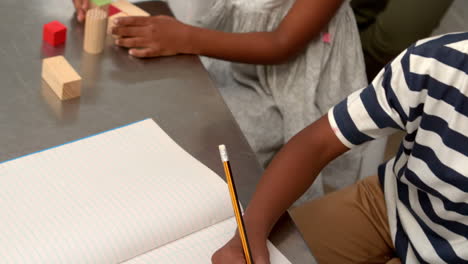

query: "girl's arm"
left=212, top=115, right=349, bottom=263
left=112, top=0, right=344, bottom=63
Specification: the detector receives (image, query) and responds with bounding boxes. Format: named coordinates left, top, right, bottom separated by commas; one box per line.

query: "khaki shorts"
left=290, top=176, right=401, bottom=264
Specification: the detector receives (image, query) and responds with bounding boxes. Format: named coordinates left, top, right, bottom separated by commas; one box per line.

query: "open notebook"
left=0, top=119, right=291, bottom=263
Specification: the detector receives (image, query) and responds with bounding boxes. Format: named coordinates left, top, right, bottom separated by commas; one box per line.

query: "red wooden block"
left=43, top=21, right=67, bottom=46
left=108, top=4, right=122, bottom=16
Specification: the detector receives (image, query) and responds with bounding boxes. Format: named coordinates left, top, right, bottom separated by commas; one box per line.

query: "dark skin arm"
left=111, top=0, right=344, bottom=63
left=212, top=115, right=349, bottom=263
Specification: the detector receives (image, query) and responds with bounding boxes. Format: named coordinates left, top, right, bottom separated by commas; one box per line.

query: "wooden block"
left=43, top=21, right=67, bottom=46
left=89, top=0, right=111, bottom=12
left=91, top=0, right=112, bottom=7
left=41, top=56, right=81, bottom=100
left=107, top=12, right=128, bottom=35
left=108, top=4, right=122, bottom=16
left=41, top=80, right=80, bottom=120
left=111, top=0, right=150, bottom=17
left=83, top=8, right=108, bottom=54
left=90, top=2, right=109, bottom=12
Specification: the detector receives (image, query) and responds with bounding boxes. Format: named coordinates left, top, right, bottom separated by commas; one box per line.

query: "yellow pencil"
left=219, top=144, right=253, bottom=264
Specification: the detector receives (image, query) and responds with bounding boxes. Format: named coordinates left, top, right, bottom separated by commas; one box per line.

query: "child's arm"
left=112, top=0, right=344, bottom=63
left=244, top=115, right=348, bottom=236
left=212, top=114, right=349, bottom=263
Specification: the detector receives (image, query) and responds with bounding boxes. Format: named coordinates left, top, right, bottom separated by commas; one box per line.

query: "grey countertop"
left=0, top=1, right=314, bottom=262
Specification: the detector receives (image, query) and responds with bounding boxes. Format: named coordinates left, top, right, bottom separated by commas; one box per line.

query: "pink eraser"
left=322, top=32, right=331, bottom=44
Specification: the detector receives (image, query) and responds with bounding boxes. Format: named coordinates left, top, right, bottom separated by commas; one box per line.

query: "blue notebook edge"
left=0, top=118, right=151, bottom=165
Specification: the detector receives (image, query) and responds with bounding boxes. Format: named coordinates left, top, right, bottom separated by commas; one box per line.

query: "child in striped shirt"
left=213, top=32, right=468, bottom=263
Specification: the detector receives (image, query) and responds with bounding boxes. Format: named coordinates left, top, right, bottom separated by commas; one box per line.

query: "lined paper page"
left=0, top=119, right=233, bottom=263
left=124, top=217, right=291, bottom=264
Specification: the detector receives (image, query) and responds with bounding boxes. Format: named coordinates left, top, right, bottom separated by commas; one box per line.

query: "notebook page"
left=0, top=119, right=233, bottom=263
left=123, top=217, right=292, bottom=264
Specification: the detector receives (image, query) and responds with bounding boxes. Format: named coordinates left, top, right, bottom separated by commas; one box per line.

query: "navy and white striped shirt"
left=329, top=32, right=468, bottom=263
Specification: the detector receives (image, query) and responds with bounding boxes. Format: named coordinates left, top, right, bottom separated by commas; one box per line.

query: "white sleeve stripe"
left=327, top=109, right=355, bottom=149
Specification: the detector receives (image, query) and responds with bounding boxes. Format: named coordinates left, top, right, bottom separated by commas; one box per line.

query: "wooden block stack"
left=39, top=0, right=151, bottom=101
left=84, top=8, right=108, bottom=54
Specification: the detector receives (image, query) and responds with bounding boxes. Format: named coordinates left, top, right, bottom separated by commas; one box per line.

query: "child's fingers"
left=114, top=16, right=150, bottom=27
left=73, top=0, right=82, bottom=10
left=112, top=26, right=147, bottom=38
left=115, top=38, right=147, bottom=48
left=82, top=0, right=89, bottom=10
left=73, top=0, right=89, bottom=22
left=77, top=9, right=85, bottom=22
left=129, top=48, right=154, bottom=58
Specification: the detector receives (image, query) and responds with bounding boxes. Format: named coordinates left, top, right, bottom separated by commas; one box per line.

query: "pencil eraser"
left=219, top=145, right=229, bottom=162
left=322, top=32, right=331, bottom=44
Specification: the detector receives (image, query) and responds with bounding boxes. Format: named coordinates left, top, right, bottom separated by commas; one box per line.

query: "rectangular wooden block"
left=42, top=56, right=81, bottom=100
left=111, top=0, right=150, bottom=17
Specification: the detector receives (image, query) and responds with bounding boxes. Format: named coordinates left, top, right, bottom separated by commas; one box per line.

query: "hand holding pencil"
left=211, top=145, right=271, bottom=264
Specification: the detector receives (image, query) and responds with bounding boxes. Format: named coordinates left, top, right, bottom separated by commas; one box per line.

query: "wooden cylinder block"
left=83, top=8, right=108, bottom=54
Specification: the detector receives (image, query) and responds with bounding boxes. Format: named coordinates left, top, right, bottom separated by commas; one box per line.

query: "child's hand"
left=112, top=16, right=191, bottom=58
left=73, top=0, right=90, bottom=22
left=211, top=233, right=270, bottom=264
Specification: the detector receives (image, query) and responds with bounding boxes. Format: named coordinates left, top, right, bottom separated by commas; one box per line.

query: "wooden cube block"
left=43, top=21, right=67, bottom=46
left=42, top=56, right=81, bottom=100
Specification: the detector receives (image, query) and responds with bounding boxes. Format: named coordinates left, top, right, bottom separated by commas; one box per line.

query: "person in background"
left=351, top=0, right=454, bottom=80
left=72, top=0, right=368, bottom=204
left=212, top=31, right=468, bottom=264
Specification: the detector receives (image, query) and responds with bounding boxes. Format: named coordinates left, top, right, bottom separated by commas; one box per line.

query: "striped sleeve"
left=328, top=47, right=420, bottom=148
